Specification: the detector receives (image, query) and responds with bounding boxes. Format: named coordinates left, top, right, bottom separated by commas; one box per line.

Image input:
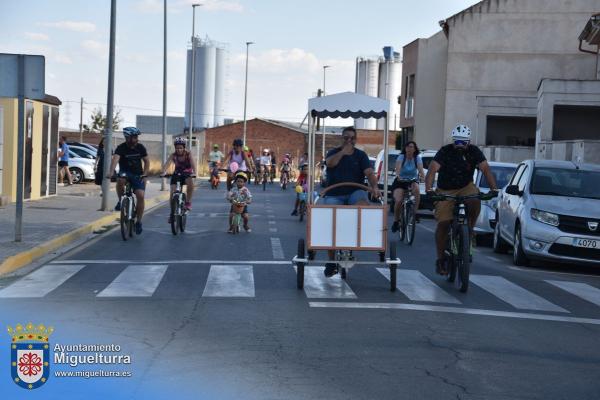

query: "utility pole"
left=14, top=55, right=25, bottom=242
left=101, top=0, right=117, bottom=211
left=161, top=0, right=168, bottom=191
left=322, top=65, right=330, bottom=159
left=189, top=4, right=201, bottom=156
left=79, top=97, right=84, bottom=143
left=242, top=41, right=253, bottom=145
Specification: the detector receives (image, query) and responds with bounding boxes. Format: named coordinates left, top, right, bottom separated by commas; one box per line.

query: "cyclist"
left=161, top=137, right=196, bottom=217
left=223, top=139, right=252, bottom=190
left=280, top=155, right=292, bottom=186
left=291, top=163, right=308, bottom=216
left=226, top=171, right=252, bottom=233
left=391, top=141, right=425, bottom=232
left=108, top=126, right=149, bottom=235
left=270, top=152, right=277, bottom=183
left=208, top=144, right=224, bottom=169
left=259, top=149, right=272, bottom=182
left=425, top=125, right=499, bottom=275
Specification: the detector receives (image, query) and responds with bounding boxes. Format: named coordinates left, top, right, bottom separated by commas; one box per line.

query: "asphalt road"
left=2, top=180, right=600, bottom=399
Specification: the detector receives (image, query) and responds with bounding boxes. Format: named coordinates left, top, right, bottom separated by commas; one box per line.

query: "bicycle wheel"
left=299, top=201, right=305, bottom=222
left=120, top=198, right=129, bottom=241
left=128, top=197, right=135, bottom=237
left=170, top=195, right=178, bottom=236
left=398, top=206, right=406, bottom=242
left=263, top=174, right=267, bottom=191
left=406, top=203, right=416, bottom=245
left=180, top=194, right=187, bottom=233
left=389, top=241, right=397, bottom=292
left=446, top=232, right=457, bottom=283
left=457, top=224, right=471, bottom=293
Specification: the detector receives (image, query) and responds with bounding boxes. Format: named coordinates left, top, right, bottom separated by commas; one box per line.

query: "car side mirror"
left=506, top=185, right=521, bottom=196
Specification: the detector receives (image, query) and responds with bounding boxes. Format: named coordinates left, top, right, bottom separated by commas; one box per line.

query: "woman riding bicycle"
left=259, top=149, right=272, bottom=183
left=391, top=141, right=425, bottom=233
left=223, top=139, right=252, bottom=190
left=161, top=136, right=196, bottom=212
left=227, top=171, right=252, bottom=233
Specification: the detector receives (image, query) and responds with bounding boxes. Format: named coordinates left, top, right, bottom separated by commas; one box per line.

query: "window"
left=480, top=166, right=517, bottom=189
left=404, top=74, right=415, bottom=118
left=552, top=105, right=600, bottom=141
left=516, top=166, right=529, bottom=192
left=510, top=164, right=526, bottom=186
left=486, top=116, right=536, bottom=146
left=531, top=168, right=600, bottom=200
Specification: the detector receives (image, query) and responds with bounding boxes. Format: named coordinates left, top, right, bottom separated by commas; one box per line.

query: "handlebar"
left=429, top=191, right=498, bottom=202
left=396, top=178, right=419, bottom=184
left=317, top=182, right=383, bottom=205
left=161, top=173, right=196, bottom=178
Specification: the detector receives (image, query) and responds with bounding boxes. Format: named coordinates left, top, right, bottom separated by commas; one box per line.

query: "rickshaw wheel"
left=389, top=241, right=397, bottom=292
left=297, top=239, right=305, bottom=290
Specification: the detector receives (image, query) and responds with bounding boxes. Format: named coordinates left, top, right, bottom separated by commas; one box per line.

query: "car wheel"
left=513, top=224, right=529, bottom=266
left=69, top=168, right=83, bottom=184
left=493, top=214, right=509, bottom=254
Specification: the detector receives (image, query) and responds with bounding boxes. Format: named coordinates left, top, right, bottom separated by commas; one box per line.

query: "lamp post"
left=160, top=0, right=168, bottom=191
left=188, top=4, right=201, bottom=149
left=242, top=41, right=253, bottom=146
left=321, top=65, right=330, bottom=159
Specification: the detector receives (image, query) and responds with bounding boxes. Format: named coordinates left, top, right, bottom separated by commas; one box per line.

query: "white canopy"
left=308, top=91, right=389, bottom=119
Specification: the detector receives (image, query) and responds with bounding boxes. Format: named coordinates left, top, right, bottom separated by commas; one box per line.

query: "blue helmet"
left=123, top=126, right=141, bottom=137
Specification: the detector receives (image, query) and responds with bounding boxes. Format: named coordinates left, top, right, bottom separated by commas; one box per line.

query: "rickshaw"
left=292, top=92, right=400, bottom=292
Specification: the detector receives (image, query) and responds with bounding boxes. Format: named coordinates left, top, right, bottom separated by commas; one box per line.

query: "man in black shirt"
left=108, top=127, right=149, bottom=234
left=425, top=125, right=498, bottom=274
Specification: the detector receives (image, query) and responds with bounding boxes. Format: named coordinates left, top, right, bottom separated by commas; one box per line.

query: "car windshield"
left=480, top=166, right=516, bottom=189
left=530, top=167, right=600, bottom=200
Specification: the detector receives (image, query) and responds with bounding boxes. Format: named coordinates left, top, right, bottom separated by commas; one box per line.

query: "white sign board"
left=0, top=54, right=45, bottom=99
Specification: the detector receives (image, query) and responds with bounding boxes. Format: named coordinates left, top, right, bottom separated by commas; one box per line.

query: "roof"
left=579, top=13, right=600, bottom=44
left=308, top=91, right=389, bottom=119
left=41, top=94, right=61, bottom=106
left=532, top=159, right=600, bottom=171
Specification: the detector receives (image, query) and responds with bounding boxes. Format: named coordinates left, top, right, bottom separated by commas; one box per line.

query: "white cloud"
left=24, top=32, right=49, bottom=41
left=167, top=50, right=186, bottom=61
left=40, top=20, right=96, bottom=33
left=53, top=54, right=73, bottom=64
left=200, top=0, right=244, bottom=12
left=134, top=0, right=163, bottom=13
left=81, top=40, right=109, bottom=59
left=125, top=53, right=152, bottom=64
left=234, top=48, right=321, bottom=74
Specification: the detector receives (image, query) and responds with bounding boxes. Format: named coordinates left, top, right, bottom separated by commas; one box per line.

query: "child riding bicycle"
left=291, top=163, right=308, bottom=216
left=227, top=171, right=252, bottom=233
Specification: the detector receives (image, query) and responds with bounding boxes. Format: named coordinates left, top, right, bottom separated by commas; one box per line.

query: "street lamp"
left=161, top=0, right=168, bottom=191
left=322, top=65, right=330, bottom=159
left=242, top=41, right=254, bottom=146
left=188, top=4, right=201, bottom=148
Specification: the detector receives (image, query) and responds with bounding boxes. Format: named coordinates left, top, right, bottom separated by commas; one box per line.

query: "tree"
left=89, top=107, right=123, bottom=132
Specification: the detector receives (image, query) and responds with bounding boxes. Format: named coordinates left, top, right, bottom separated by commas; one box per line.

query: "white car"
left=67, top=150, right=96, bottom=184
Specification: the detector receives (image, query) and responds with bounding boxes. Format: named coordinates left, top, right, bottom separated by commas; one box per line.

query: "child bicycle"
left=161, top=172, right=196, bottom=235
left=230, top=200, right=247, bottom=234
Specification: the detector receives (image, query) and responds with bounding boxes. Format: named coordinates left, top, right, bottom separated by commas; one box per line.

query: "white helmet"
left=451, top=124, right=472, bottom=140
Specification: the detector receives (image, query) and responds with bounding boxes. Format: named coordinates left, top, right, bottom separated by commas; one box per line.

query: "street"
left=1, top=181, right=600, bottom=400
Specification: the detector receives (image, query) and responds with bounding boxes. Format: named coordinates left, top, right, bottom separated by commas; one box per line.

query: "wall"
left=443, top=0, right=599, bottom=145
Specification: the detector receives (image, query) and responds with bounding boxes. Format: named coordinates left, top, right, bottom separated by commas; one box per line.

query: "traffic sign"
left=0, top=54, right=45, bottom=100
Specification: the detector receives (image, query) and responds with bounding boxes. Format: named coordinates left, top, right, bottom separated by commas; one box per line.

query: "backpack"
left=400, top=154, right=418, bottom=169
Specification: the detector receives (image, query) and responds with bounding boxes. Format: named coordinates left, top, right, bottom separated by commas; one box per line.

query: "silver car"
left=68, top=150, right=96, bottom=184
left=473, top=162, right=517, bottom=237
left=493, top=160, right=600, bottom=266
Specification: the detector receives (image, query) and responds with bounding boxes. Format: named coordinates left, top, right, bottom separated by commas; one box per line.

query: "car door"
left=504, top=164, right=530, bottom=242
left=499, top=163, right=526, bottom=240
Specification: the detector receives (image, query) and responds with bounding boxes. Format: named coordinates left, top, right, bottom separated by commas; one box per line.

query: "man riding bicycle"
left=161, top=137, right=196, bottom=218
left=108, top=126, right=149, bottom=234
left=208, top=144, right=224, bottom=169
left=425, top=125, right=499, bottom=275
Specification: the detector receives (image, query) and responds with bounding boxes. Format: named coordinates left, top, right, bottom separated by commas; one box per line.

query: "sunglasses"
left=454, top=140, right=470, bottom=146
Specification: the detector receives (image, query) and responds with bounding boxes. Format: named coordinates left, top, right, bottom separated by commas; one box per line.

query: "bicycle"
left=162, top=173, right=196, bottom=236
left=430, top=191, right=498, bottom=292
left=298, top=190, right=307, bottom=222
left=262, top=166, right=270, bottom=191
left=230, top=200, right=246, bottom=234
left=396, top=179, right=418, bottom=245
left=280, top=170, right=289, bottom=190
left=270, top=165, right=276, bottom=184
left=117, top=173, right=145, bottom=241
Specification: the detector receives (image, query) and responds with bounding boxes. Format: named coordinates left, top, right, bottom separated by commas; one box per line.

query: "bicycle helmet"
left=451, top=124, right=472, bottom=140
left=213, top=144, right=219, bottom=149
left=243, top=146, right=249, bottom=152
left=235, top=171, right=248, bottom=182
left=233, top=138, right=243, bottom=147
left=174, top=137, right=186, bottom=146
left=123, top=126, right=141, bottom=137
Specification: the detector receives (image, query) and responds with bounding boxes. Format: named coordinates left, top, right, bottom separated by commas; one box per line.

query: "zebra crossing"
left=2, top=263, right=600, bottom=318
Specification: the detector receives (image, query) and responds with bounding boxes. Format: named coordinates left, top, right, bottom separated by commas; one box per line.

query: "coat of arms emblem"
left=7, top=322, right=53, bottom=390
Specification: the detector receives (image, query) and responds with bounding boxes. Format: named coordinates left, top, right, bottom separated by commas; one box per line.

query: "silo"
left=376, top=47, right=402, bottom=130
left=354, top=57, right=379, bottom=130
left=185, top=38, right=219, bottom=130
left=213, top=46, right=226, bottom=127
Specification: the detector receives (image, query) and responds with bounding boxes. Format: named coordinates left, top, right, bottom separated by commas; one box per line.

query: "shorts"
left=230, top=204, right=249, bottom=214
left=391, top=178, right=417, bottom=192
left=58, top=161, right=68, bottom=168
left=119, top=173, right=146, bottom=192
left=322, top=189, right=369, bottom=205
left=434, top=182, right=479, bottom=222
left=170, top=174, right=192, bottom=187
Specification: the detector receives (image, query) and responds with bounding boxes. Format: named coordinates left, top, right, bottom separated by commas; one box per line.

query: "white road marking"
left=268, top=221, right=276, bottom=225
left=418, top=224, right=435, bottom=233
left=202, top=265, right=254, bottom=297
left=486, top=256, right=504, bottom=263
left=269, top=228, right=278, bottom=233
left=271, top=238, right=285, bottom=259
left=97, top=265, right=168, bottom=297
left=546, top=280, right=600, bottom=307
left=308, top=302, right=600, bottom=325
left=470, top=275, right=568, bottom=313
left=299, top=266, right=357, bottom=299
left=377, top=269, right=460, bottom=304
left=51, top=260, right=293, bottom=265
left=0, top=265, right=86, bottom=298
left=510, top=266, right=600, bottom=279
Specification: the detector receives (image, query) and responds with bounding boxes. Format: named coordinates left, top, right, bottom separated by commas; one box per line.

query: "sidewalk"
left=0, top=179, right=170, bottom=276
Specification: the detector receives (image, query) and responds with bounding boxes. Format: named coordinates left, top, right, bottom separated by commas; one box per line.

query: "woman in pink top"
left=223, top=138, right=253, bottom=190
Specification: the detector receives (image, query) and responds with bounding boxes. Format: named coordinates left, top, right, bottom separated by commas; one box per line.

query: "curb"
left=0, top=192, right=170, bottom=277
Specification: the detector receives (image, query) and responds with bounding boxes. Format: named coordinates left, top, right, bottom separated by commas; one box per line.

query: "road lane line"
left=546, top=280, right=600, bottom=307
left=509, top=266, right=600, bottom=279
left=299, top=266, right=357, bottom=299
left=51, top=260, right=294, bottom=265
left=268, top=221, right=276, bottom=225
left=308, top=302, right=600, bottom=325
left=470, top=275, right=568, bottom=313
left=377, top=269, right=460, bottom=304
left=271, top=238, right=285, bottom=259
left=486, top=256, right=504, bottom=263
left=0, top=265, right=86, bottom=298
left=97, top=265, right=167, bottom=297
left=202, top=265, right=255, bottom=297
left=418, top=224, right=435, bottom=233
left=269, top=228, right=278, bottom=233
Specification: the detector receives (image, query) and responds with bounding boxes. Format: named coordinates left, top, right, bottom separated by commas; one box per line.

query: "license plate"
left=573, top=238, right=600, bottom=249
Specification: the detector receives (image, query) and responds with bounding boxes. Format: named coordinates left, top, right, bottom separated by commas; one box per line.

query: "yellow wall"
left=0, top=98, right=58, bottom=203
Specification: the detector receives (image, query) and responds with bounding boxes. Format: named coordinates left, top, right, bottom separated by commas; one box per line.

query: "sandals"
left=435, top=258, right=448, bottom=275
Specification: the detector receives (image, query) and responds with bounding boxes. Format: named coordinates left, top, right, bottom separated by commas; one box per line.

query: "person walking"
left=58, top=136, right=73, bottom=185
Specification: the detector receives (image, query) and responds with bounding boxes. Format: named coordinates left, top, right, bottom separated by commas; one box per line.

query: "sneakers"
left=391, top=220, right=400, bottom=233
left=114, top=201, right=121, bottom=211
left=324, top=263, right=339, bottom=278
left=184, top=202, right=192, bottom=210
left=291, top=210, right=298, bottom=216
left=244, top=225, right=252, bottom=233
left=135, top=222, right=143, bottom=235
left=435, top=258, right=448, bottom=275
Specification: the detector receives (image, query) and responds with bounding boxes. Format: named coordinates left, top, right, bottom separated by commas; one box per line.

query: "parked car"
left=67, top=150, right=96, bottom=184
left=473, top=162, right=517, bottom=241
left=67, top=142, right=98, bottom=152
left=374, top=148, right=437, bottom=209
left=493, top=160, right=600, bottom=266
left=69, top=144, right=97, bottom=160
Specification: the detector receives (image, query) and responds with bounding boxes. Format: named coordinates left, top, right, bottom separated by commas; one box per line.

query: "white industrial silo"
left=377, top=47, right=402, bottom=130
left=354, top=57, right=379, bottom=130
left=213, top=47, right=226, bottom=127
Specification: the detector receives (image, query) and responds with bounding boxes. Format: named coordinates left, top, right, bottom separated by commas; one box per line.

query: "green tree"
left=89, top=107, right=123, bottom=132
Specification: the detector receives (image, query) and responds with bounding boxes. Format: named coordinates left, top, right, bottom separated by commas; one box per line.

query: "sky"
left=0, top=0, right=476, bottom=130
